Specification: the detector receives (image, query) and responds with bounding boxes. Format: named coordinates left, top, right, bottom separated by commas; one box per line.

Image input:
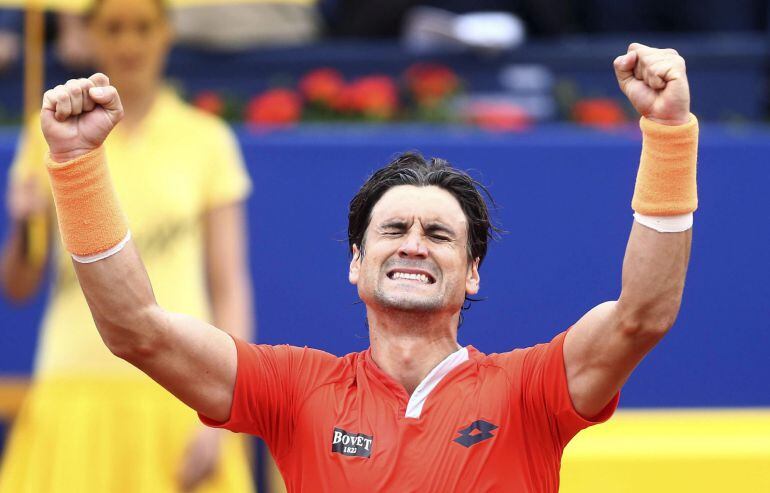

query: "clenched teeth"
left=390, top=272, right=431, bottom=284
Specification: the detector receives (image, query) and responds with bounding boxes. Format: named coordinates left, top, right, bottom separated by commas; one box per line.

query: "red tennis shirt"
left=200, top=331, right=618, bottom=492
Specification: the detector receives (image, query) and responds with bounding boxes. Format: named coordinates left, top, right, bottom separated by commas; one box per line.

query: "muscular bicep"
left=73, top=241, right=237, bottom=422
left=563, top=301, right=660, bottom=418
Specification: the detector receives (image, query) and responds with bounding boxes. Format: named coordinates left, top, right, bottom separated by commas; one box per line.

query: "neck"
left=114, top=81, right=161, bottom=134
left=368, top=308, right=461, bottom=395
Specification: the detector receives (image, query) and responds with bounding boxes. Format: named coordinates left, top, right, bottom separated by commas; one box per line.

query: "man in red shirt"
left=37, top=42, right=695, bottom=491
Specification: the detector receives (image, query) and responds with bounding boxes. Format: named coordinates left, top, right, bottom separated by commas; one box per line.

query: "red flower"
left=193, top=90, right=225, bottom=116
left=334, top=75, right=399, bottom=120
left=572, top=98, right=627, bottom=128
left=299, top=68, right=345, bottom=107
left=330, top=84, right=355, bottom=113
left=466, top=101, right=531, bottom=132
left=245, top=89, right=302, bottom=126
left=404, top=63, right=459, bottom=107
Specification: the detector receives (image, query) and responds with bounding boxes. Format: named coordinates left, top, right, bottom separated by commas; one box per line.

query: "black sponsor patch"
left=331, top=427, right=374, bottom=458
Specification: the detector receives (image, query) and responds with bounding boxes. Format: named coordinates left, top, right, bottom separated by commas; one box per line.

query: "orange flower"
left=192, top=91, right=225, bottom=116
left=246, top=89, right=302, bottom=125
left=299, top=68, right=345, bottom=107
left=572, top=98, right=627, bottom=128
left=404, top=63, right=459, bottom=107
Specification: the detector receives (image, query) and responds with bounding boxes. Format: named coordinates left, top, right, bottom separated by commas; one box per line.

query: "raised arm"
left=40, top=74, right=237, bottom=422
left=564, top=44, right=696, bottom=418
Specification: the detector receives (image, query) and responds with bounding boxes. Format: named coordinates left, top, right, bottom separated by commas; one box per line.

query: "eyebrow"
left=378, top=219, right=457, bottom=237
left=378, top=219, right=409, bottom=230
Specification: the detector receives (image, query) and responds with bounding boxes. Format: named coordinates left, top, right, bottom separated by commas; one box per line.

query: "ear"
left=349, top=244, right=362, bottom=285
left=465, top=257, right=480, bottom=295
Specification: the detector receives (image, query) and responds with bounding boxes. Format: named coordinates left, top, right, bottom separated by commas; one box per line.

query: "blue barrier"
left=0, top=123, right=768, bottom=408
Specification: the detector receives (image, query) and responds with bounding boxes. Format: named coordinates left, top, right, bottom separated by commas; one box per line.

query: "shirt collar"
left=363, top=345, right=479, bottom=419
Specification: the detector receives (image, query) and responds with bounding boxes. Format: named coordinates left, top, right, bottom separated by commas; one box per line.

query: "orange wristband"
left=631, top=115, right=698, bottom=216
left=46, top=146, right=129, bottom=258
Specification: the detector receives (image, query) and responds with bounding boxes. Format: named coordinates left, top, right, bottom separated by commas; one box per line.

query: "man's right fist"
left=41, top=73, right=123, bottom=163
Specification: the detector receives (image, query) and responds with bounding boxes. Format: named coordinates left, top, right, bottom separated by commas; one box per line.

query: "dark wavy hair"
left=348, top=151, right=501, bottom=266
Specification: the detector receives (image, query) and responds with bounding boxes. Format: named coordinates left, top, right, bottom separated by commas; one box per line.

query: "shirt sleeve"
left=519, top=331, right=619, bottom=447
left=201, top=121, right=252, bottom=209
left=198, top=336, right=337, bottom=454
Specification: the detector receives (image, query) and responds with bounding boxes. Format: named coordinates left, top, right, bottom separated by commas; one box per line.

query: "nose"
left=398, top=228, right=429, bottom=258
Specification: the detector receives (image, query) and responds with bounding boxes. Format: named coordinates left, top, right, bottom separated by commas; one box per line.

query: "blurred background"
left=0, top=0, right=768, bottom=492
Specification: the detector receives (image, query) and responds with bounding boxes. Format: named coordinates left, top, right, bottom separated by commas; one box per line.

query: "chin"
left=372, top=290, right=444, bottom=313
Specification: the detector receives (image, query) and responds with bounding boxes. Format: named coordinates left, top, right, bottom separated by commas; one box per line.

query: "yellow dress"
left=0, top=89, right=255, bottom=493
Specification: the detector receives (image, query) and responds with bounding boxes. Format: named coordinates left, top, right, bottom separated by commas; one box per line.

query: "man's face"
left=349, top=185, right=480, bottom=314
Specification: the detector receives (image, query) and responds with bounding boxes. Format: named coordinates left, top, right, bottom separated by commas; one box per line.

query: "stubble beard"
left=371, top=279, right=445, bottom=312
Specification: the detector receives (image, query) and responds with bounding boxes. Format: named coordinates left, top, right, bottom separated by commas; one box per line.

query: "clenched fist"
left=41, top=73, right=124, bottom=163
left=614, top=43, right=690, bottom=125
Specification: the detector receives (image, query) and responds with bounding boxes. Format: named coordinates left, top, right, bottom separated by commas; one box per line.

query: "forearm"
left=616, top=222, right=691, bottom=334
left=72, top=240, right=164, bottom=357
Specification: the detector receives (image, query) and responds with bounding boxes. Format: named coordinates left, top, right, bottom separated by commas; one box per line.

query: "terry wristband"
left=631, top=114, right=698, bottom=216
left=46, top=146, right=130, bottom=262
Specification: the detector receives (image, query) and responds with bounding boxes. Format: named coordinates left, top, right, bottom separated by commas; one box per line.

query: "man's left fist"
left=614, top=43, right=690, bottom=125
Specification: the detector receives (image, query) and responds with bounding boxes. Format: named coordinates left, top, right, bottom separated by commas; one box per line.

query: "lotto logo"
left=453, top=420, right=498, bottom=448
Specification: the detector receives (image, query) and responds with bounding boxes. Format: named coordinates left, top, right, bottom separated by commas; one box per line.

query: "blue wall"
left=1, top=124, right=768, bottom=408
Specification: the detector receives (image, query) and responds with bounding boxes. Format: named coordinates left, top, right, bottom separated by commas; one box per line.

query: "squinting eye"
left=431, top=235, right=450, bottom=242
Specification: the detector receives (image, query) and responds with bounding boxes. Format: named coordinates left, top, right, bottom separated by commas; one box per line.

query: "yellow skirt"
left=0, top=376, right=255, bottom=493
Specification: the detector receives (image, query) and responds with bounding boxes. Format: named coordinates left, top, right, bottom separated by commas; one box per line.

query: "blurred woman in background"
left=0, top=0, right=255, bottom=491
